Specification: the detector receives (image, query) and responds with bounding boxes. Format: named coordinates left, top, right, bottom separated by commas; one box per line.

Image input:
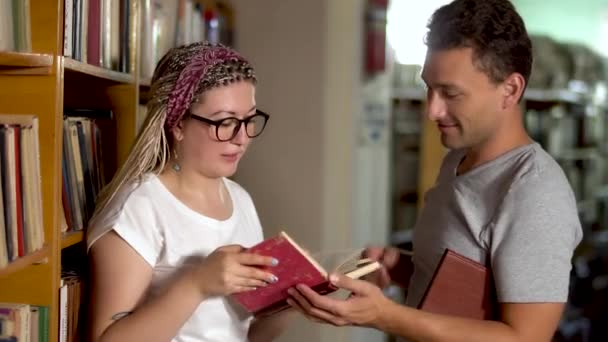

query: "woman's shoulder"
left=223, top=178, right=256, bottom=205
left=88, top=175, right=160, bottom=233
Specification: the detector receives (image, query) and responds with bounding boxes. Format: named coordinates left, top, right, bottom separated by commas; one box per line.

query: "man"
left=287, top=0, right=583, bottom=340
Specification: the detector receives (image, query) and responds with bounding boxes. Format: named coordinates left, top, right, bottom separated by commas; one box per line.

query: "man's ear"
left=501, top=72, right=526, bottom=109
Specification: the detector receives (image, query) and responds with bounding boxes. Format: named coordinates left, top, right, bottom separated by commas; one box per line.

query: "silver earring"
left=172, top=148, right=181, bottom=172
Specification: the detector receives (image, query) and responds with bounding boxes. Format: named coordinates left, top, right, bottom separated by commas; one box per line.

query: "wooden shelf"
left=64, top=57, right=134, bottom=84
left=61, top=231, right=84, bottom=249
left=0, top=51, right=53, bottom=75
left=0, top=247, right=50, bottom=278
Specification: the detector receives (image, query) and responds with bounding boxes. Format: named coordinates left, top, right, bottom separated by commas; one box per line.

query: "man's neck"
left=457, top=119, right=532, bottom=175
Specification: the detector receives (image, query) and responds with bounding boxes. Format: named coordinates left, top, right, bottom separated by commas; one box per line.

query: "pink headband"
left=165, top=45, right=249, bottom=129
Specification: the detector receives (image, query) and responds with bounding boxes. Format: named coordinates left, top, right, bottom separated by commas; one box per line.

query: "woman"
left=87, top=42, right=290, bottom=342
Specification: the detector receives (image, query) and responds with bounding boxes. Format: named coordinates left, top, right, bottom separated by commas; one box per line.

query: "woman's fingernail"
left=271, top=258, right=279, bottom=266
left=270, top=275, right=279, bottom=283
left=287, top=288, right=295, bottom=295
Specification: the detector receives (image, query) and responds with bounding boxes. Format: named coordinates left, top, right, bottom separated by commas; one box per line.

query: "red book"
left=418, top=249, right=497, bottom=320
left=87, top=0, right=102, bottom=66
left=232, top=232, right=381, bottom=317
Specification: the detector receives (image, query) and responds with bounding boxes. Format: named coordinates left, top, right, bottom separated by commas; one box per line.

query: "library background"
left=0, top=0, right=606, bottom=342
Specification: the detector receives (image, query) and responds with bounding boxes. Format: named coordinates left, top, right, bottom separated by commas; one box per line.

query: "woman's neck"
left=158, top=166, right=231, bottom=216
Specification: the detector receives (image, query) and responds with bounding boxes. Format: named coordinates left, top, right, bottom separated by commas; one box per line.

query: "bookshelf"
left=0, top=247, right=50, bottom=278
left=0, top=51, right=54, bottom=75
left=0, top=1, right=142, bottom=341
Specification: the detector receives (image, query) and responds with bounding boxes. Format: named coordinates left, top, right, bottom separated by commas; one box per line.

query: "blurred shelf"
left=524, top=88, right=585, bottom=104
left=139, top=77, right=151, bottom=88
left=0, top=51, right=53, bottom=75
left=64, top=57, right=134, bottom=84
left=392, top=87, right=595, bottom=105
left=61, top=231, right=84, bottom=249
left=0, top=247, right=50, bottom=278
left=393, top=87, right=426, bottom=101
left=390, top=229, right=413, bottom=245
left=554, top=148, right=603, bottom=161
left=592, top=231, right=608, bottom=245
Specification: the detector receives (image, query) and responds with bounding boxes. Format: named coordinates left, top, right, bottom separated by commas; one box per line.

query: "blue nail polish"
left=271, top=258, right=279, bottom=266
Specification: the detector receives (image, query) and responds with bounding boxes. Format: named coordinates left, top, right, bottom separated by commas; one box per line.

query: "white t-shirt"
left=87, top=174, right=264, bottom=342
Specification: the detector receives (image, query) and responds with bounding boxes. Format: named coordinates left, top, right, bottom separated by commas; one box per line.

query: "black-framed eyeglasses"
left=188, top=109, right=270, bottom=142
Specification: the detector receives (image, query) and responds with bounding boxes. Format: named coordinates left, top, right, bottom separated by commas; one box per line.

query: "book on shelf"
left=139, top=0, right=236, bottom=80
left=63, top=0, right=135, bottom=73
left=0, top=303, right=49, bottom=342
left=418, top=248, right=497, bottom=320
left=0, top=115, right=44, bottom=269
left=0, top=0, right=32, bottom=53
left=61, top=111, right=111, bottom=234
left=231, top=231, right=381, bottom=317
left=59, top=271, right=84, bottom=342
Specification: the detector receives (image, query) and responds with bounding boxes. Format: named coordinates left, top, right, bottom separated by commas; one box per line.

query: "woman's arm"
left=247, top=309, right=296, bottom=342
left=88, top=231, right=204, bottom=342
left=88, top=231, right=279, bottom=342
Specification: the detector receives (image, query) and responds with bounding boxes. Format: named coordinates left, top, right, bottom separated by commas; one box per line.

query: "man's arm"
left=288, top=274, right=564, bottom=342
left=379, top=300, right=563, bottom=342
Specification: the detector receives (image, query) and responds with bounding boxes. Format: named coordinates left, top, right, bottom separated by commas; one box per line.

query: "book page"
left=310, top=248, right=380, bottom=278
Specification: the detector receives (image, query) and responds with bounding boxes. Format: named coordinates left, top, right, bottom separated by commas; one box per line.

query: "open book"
left=231, top=231, right=381, bottom=317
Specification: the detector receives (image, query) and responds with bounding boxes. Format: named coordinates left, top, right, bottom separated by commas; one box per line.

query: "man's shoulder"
left=507, top=143, right=571, bottom=193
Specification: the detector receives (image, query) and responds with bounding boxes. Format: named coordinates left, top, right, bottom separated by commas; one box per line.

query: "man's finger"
left=305, top=305, right=349, bottom=327
left=286, top=298, right=323, bottom=323
left=288, top=287, right=315, bottom=312
left=382, top=248, right=401, bottom=269
left=295, top=284, right=347, bottom=316
left=329, top=273, right=374, bottom=294
left=363, top=246, right=384, bottom=261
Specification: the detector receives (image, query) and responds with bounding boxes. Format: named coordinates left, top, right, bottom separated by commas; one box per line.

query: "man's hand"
left=363, top=246, right=402, bottom=288
left=286, top=274, right=393, bottom=328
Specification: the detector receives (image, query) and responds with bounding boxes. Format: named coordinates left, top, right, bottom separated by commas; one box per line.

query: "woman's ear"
left=172, top=120, right=185, bottom=142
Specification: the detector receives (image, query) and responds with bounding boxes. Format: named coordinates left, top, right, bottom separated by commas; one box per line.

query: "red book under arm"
left=418, top=249, right=498, bottom=320
left=231, top=232, right=381, bottom=317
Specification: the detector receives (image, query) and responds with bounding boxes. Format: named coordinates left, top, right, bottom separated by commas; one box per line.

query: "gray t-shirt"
left=407, top=142, right=583, bottom=307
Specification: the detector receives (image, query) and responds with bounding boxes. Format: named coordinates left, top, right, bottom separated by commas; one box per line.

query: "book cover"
left=231, top=232, right=381, bottom=317
left=418, top=249, right=497, bottom=320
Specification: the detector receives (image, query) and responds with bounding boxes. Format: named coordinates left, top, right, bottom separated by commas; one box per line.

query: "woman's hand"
left=188, top=244, right=279, bottom=298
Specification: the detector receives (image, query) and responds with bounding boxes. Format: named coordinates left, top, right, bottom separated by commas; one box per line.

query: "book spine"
left=39, top=306, right=49, bottom=342
left=0, top=126, right=13, bottom=261
left=118, top=0, right=129, bottom=73
left=13, top=125, right=25, bottom=257
left=64, top=0, right=74, bottom=57
left=86, top=0, right=102, bottom=66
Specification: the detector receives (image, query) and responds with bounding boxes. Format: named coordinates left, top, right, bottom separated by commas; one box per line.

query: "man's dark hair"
left=426, top=0, right=533, bottom=86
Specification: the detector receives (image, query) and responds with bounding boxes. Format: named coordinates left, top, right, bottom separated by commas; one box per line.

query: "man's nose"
left=426, top=90, right=447, bottom=122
